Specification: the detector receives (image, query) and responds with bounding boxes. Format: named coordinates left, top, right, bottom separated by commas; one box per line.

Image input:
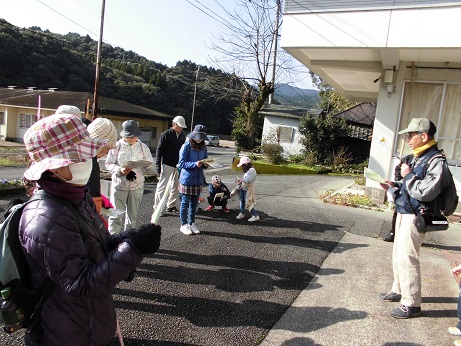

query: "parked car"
left=205, top=135, right=220, bottom=146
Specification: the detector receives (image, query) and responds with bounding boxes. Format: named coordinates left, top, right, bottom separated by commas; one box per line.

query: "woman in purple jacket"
left=19, top=113, right=161, bottom=345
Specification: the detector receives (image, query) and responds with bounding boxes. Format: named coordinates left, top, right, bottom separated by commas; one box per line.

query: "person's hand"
left=380, top=180, right=394, bottom=190
left=400, top=163, right=411, bottom=178
left=108, top=229, right=136, bottom=250
left=121, top=167, right=132, bottom=175
left=126, top=171, right=137, bottom=181
left=130, top=223, right=162, bottom=255
left=197, top=161, right=204, bottom=167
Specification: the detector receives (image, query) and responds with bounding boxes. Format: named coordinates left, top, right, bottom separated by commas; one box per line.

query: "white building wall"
left=282, top=6, right=461, bottom=49
left=262, top=116, right=304, bottom=157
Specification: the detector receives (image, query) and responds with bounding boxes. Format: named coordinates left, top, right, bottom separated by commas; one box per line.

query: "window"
left=278, top=126, right=294, bottom=143
left=20, top=114, right=37, bottom=128
left=0, top=112, right=4, bottom=125
left=396, top=81, right=461, bottom=164
left=151, top=127, right=157, bottom=140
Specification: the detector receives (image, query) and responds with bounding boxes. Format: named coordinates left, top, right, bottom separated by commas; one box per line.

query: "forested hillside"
left=0, top=19, right=318, bottom=135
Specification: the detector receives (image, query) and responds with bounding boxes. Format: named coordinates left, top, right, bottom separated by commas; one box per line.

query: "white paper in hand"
left=151, top=171, right=176, bottom=224
left=364, top=168, right=386, bottom=184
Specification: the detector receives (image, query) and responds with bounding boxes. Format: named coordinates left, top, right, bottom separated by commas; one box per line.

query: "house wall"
left=0, top=105, right=170, bottom=152
left=368, top=61, right=461, bottom=204
left=285, top=0, right=461, bottom=13
left=262, top=116, right=304, bottom=157
left=282, top=3, right=461, bottom=49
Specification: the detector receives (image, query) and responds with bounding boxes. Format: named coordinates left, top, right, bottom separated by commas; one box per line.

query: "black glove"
left=130, top=223, right=162, bottom=255
left=126, top=170, right=137, bottom=181
left=108, top=229, right=136, bottom=251
left=156, top=166, right=161, bottom=175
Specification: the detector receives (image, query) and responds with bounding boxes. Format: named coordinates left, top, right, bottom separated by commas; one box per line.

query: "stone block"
left=365, top=186, right=386, bottom=205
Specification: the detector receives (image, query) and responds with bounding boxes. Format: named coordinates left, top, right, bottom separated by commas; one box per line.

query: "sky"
left=0, top=0, right=314, bottom=90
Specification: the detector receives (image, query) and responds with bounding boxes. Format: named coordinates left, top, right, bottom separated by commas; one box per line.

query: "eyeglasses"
left=404, top=132, right=422, bottom=140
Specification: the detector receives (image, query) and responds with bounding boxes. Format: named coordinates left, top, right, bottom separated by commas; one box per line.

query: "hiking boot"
left=248, top=215, right=260, bottom=222
left=449, top=327, right=461, bottom=336
left=236, top=213, right=244, bottom=219
left=189, top=223, right=200, bottom=234
left=167, top=206, right=179, bottom=213
left=222, top=207, right=230, bottom=213
left=205, top=205, right=214, bottom=211
left=180, top=224, right=192, bottom=235
left=383, top=231, right=395, bottom=242
left=390, top=305, right=422, bottom=319
left=379, top=292, right=402, bottom=302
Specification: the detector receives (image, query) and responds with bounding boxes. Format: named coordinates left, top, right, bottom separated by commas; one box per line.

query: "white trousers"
left=391, top=212, right=426, bottom=307
left=108, top=188, right=144, bottom=234
left=153, top=164, right=179, bottom=210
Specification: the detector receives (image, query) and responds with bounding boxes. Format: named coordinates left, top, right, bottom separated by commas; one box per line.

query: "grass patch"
left=0, top=147, right=28, bottom=167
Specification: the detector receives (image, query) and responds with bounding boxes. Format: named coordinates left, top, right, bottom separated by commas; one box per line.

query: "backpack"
left=0, top=191, right=77, bottom=338
left=424, top=153, right=459, bottom=216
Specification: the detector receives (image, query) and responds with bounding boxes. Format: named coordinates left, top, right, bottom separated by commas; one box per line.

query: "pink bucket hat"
left=236, top=156, right=251, bottom=167
left=23, top=114, right=107, bottom=181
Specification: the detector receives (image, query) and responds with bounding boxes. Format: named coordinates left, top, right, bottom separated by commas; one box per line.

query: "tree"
left=298, top=114, right=351, bottom=164
left=310, top=72, right=358, bottom=114
left=210, top=0, right=302, bottom=150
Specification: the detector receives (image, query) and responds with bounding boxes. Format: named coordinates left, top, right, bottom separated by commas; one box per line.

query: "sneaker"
left=222, top=207, right=230, bottom=213
left=248, top=215, right=260, bottom=222
left=236, top=213, right=244, bottom=219
left=180, top=224, right=192, bottom=235
left=167, top=206, right=179, bottom=213
left=455, top=340, right=461, bottom=346
left=189, top=223, right=200, bottom=234
left=383, top=231, right=395, bottom=242
left=378, top=292, right=402, bottom=302
left=449, top=327, right=461, bottom=336
left=205, top=205, right=214, bottom=211
left=390, top=304, right=422, bottom=319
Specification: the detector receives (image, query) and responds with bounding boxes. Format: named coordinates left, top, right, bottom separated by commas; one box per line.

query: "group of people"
left=153, top=119, right=260, bottom=235
left=15, top=107, right=461, bottom=344
left=12, top=107, right=261, bottom=344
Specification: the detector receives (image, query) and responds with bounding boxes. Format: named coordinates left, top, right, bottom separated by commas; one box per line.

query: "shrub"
left=261, top=143, right=284, bottom=164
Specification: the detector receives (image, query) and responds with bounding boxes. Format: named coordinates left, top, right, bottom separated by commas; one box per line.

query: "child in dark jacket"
left=205, top=175, right=231, bottom=213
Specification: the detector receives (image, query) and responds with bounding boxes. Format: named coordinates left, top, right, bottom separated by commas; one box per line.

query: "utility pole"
left=92, top=0, right=106, bottom=121
left=268, top=0, right=281, bottom=105
left=190, top=66, right=200, bottom=129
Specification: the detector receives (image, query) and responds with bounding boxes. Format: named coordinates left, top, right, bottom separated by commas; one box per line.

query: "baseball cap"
left=173, top=116, right=187, bottom=128
left=237, top=156, right=251, bottom=167
left=398, top=118, right=436, bottom=135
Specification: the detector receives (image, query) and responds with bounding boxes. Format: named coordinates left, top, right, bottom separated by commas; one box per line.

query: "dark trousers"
left=207, top=195, right=228, bottom=207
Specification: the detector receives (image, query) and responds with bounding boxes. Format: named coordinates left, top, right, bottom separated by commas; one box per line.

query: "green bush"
left=261, top=143, right=284, bottom=164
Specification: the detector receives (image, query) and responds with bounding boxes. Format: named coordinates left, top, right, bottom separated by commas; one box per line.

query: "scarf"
left=412, top=139, right=437, bottom=157
left=37, top=174, right=87, bottom=200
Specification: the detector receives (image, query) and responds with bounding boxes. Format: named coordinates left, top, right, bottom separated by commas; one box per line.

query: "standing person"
left=87, top=118, right=118, bottom=224
left=379, top=118, right=453, bottom=318
left=105, top=120, right=154, bottom=234
left=383, top=154, right=414, bottom=242
left=19, top=113, right=161, bottom=345
left=177, top=124, right=209, bottom=235
left=153, top=116, right=187, bottom=214
left=235, top=156, right=260, bottom=222
left=205, top=175, right=231, bottom=212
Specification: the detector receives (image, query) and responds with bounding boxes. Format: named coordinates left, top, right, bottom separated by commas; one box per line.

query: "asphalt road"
left=1, top=160, right=369, bottom=345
